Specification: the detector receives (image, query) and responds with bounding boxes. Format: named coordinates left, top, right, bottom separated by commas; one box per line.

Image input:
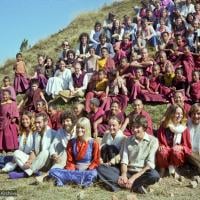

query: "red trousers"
left=156, top=146, right=185, bottom=168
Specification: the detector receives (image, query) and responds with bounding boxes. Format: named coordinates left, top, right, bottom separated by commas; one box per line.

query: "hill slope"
left=0, top=0, right=167, bottom=125
left=0, top=0, right=138, bottom=79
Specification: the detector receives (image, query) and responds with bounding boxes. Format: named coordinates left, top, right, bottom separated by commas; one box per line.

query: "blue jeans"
left=97, top=165, right=160, bottom=192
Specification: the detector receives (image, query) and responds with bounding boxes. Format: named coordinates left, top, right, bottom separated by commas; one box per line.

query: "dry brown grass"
left=0, top=173, right=200, bottom=200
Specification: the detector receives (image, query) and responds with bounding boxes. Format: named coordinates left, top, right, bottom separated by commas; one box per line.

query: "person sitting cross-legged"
left=97, top=115, right=160, bottom=194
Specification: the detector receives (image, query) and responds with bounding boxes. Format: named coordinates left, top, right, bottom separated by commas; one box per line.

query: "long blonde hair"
left=161, top=104, right=187, bottom=128
left=76, top=117, right=91, bottom=141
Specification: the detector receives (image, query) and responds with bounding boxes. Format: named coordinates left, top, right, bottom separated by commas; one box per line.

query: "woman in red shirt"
left=49, top=117, right=100, bottom=187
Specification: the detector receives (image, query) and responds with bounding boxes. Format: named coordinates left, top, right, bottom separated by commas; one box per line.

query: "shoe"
left=8, top=171, right=27, bottom=179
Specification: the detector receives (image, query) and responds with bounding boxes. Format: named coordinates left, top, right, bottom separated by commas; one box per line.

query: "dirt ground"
left=0, top=167, right=200, bottom=200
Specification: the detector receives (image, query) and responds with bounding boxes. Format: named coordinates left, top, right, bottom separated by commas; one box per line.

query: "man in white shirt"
left=9, top=113, right=56, bottom=179
left=97, top=115, right=159, bottom=193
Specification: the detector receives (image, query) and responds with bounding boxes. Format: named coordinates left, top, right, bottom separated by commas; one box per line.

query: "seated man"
left=59, top=62, right=88, bottom=102
left=9, top=113, right=56, bottom=178
left=121, top=99, right=153, bottom=136
left=97, top=115, right=160, bottom=194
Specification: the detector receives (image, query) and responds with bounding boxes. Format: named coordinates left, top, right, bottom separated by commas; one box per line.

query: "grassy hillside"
left=0, top=0, right=138, bottom=79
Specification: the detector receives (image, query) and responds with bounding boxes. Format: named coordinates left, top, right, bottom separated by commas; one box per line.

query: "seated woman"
left=65, top=50, right=76, bottom=71
left=187, top=103, right=200, bottom=172
left=110, top=19, right=124, bottom=44
left=100, top=116, right=126, bottom=166
left=1, top=111, right=35, bottom=174
left=45, top=59, right=73, bottom=98
left=49, top=117, right=100, bottom=187
left=59, top=40, right=70, bottom=61
left=156, top=104, right=192, bottom=178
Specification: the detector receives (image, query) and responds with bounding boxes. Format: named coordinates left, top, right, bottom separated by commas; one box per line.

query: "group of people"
left=0, top=0, right=200, bottom=195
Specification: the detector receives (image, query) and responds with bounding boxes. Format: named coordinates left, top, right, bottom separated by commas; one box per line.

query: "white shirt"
left=188, top=119, right=200, bottom=153
left=54, top=68, right=73, bottom=90
left=101, top=130, right=125, bottom=151
left=49, top=128, right=75, bottom=156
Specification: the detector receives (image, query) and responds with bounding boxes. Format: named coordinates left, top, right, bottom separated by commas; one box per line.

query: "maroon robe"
left=0, top=86, right=16, bottom=102
left=124, top=110, right=153, bottom=136
left=105, top=56, right=115, bottom=73
left=172, top=76, right=187, bottom=91
left=101, top=80, right=128, bottom=112
left=156, top=126, right=192, bottom=168
left=129, top=76, right=147, bottom=103
left=0, top=101, right=19, bottom=151
left=182, top=53, right=195, bottom=83
left=49, top=111, right=62, bottom=131
left=89, top=107, right=105, bottom=134
left=193, top=54, right=200, bottom=70
left=24, top=88, right=42, bottom=112
left=190, top=81, right=200, bottom=102
left=97, top=110, right=125, bottom=136
left=141, top=76, right=166, bottom=103
left=14, top=73, right=29, bottom=94
left=35, top=65, right=48, bottom=89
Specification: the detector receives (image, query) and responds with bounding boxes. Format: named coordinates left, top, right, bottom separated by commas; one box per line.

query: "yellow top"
left=164, top=72, right=175, bottom=87
left=97, top=58, right=107, bottom=70
left=96, top=78, right=108, bottom=91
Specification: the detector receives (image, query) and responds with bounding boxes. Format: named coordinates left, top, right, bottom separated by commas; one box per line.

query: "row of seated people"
left=9, top=49, right=200, bottom=113
left=0, top=85, right=200, bottom=193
